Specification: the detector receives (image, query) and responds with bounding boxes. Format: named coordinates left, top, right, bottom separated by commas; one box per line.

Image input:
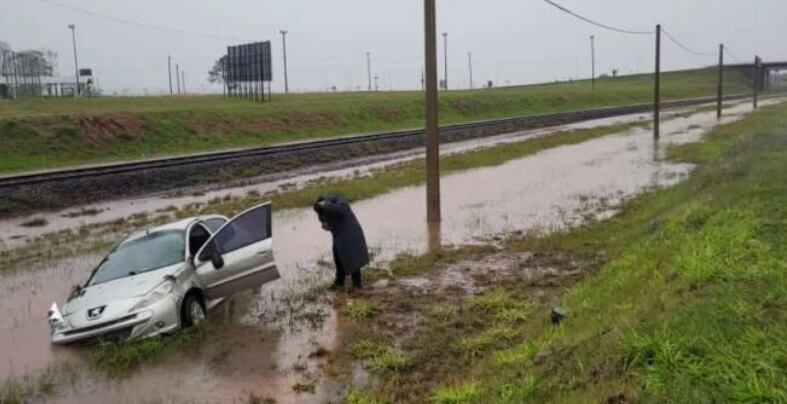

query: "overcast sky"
left=2, top=0, right=786, bottom=95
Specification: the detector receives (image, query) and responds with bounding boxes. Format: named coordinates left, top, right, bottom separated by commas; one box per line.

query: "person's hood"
left=61, top=263, right=183, bottom=329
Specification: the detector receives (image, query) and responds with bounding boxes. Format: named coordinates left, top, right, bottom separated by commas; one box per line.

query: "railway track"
left=0, top=93, right=752, bottom=189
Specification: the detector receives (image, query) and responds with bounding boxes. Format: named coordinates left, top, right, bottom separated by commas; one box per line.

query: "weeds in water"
left=291, top=381, right=316, bottom=394
left=20, top=217, right=48, bottom=227
left=349, top=339, right=410, bottom=373
left=341, top=300, right=380, bottom=320
left=345, top=387, right=389, bottom=404
left=431, top=383, right=480, bottom=404
left=90, top=325, right=209, bottom=377
left=0, top=362, right=79, bottom=404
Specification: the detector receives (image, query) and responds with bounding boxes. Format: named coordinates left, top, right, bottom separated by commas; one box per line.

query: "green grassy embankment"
left=0, top=68, right=749, bottom=174
left=339, top=102, right=787, bottom=402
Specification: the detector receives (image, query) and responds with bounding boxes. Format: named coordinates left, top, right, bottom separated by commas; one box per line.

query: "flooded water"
left=0, top=99, right=780, bottom=403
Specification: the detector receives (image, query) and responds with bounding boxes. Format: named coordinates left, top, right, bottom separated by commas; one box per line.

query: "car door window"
left=203, top=217, right=227, bottom=233
left=199, top=205, right=271, bottom=261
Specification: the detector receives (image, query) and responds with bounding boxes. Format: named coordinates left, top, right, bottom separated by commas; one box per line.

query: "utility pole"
left=168, top=56, right=173, bottom=95
left=654, top=24, right=661, bottom=140
left=175, top=64, right=181, bottom=94
left=280, top=30, right=289, bottom=94
left=753, top=55, right=760, bottom=110
left=374, top=75, right=379, bottom=91
left=68, top=24, right=79, bottom=98
left=590, top=35, right=596, bottom=90
left=366, top=52, right=372, bottom=91
left=425, top=0, right=441, bottom=223
left=717, top=44, right=724, bottom=119
left=442, top=32, right=448, bottom=90
left=468, top=52, right=473, bottom=89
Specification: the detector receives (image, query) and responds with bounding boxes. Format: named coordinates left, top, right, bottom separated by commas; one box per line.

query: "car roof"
left=123, top=215, right=228, bottom=244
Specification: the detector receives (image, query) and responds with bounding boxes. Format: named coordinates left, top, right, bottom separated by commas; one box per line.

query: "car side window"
left=201, top=205, right=271, bottom=260
left=203, top=217, right=228, bottom=233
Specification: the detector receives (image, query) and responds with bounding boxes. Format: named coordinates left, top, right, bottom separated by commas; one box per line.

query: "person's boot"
left=328, top=280, right=344, bottom=291
left=349, top=275, right=363, bottom=294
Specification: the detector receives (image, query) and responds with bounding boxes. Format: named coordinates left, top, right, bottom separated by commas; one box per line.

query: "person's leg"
left=331, top=247, right=345, bottom=289
left=351, top=271, right=362, bottom=289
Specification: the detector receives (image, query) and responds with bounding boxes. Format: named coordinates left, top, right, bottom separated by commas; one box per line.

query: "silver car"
left=48, top=203, right=280, bottom=345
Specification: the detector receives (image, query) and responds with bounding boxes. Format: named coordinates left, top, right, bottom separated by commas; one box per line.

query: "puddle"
left=0, top=99, right=781, bottom=403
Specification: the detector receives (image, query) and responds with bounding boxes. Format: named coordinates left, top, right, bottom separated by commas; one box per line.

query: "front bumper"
left=52, top=295, right=181, bottom=345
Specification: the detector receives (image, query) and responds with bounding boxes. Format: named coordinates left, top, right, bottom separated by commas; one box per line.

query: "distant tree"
left=487, top=80, right=493, bottom=88
left=612, top=69, right=619, bottom=79
left=208, top=55, right=227, bottom=84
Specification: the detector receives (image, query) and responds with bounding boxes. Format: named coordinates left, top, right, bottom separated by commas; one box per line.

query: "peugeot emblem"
left=86, top=306, right=106, bottom=321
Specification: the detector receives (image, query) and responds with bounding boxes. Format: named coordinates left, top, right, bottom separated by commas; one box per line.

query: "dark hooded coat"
left=313, top=196, right=369, bottom=275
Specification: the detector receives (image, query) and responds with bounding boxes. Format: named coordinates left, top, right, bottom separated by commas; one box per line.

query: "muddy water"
left=0, top=99, right=779, bottom=403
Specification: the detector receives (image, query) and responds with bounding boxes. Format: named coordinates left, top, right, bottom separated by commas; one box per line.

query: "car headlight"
left=128, top=280, right=175, bottom=312
left=48, top=303, right=67, bottom=333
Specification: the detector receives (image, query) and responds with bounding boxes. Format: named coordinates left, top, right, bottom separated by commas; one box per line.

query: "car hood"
left=61, top=263, right=183, bottom=329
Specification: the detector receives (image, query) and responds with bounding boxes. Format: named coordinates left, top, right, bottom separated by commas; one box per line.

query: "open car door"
left=194, top=203, right=280, bottom=300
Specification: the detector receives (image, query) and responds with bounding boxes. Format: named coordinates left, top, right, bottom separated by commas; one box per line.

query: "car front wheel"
left=181, top=294, right=206, bottom=328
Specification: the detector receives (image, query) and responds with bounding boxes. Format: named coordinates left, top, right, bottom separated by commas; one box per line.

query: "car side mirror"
left=198, top=243, right=225, bottom=270
left=211, top=253, right=225, bottom=270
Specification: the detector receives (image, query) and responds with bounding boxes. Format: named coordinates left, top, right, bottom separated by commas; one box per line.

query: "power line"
left=537, top=0, right=653, bottom=35
left=38, top=0, right=254, bottom=42
left=723, top=46, right=743, bottom=62
left=662, top=29, right=716, bottom=57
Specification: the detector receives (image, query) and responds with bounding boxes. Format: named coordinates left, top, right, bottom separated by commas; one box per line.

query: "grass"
left=341, top=300, right=381, bottom=321
left=334, top=101, right=787, bottom=402
left=349, top=339, right=412, bottom=373
left=89, top=325, right=209, bottom=377
left=0, top=68, right=751, bottom=173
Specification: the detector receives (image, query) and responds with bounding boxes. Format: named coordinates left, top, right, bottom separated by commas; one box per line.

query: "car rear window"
left=89, top=230, right=185, bottom=285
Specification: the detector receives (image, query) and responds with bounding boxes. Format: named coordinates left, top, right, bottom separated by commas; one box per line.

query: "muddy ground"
left=0, top=99, right=778, bottom=403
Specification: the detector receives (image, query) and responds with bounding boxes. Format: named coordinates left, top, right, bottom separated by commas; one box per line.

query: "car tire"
left=181, top=294, right=206, bottom=328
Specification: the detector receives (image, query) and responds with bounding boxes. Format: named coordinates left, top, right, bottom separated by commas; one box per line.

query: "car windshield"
left=88, top=230, right=185, bottom=286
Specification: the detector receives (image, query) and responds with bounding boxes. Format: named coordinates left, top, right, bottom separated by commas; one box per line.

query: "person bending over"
left=313, top=196, right=369, bottom=292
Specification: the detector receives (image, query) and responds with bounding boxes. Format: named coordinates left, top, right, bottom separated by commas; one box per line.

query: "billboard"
left=226, top=41, right=272, bottom=84
left=225, top=41, right=272, bottom=102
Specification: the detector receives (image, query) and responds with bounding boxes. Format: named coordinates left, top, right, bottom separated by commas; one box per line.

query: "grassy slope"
left=343, top=102, right=787, bottom=403
left=0, top=68, right=749, bottom=174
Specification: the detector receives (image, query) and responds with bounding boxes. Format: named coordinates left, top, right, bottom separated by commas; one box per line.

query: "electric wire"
left=662, top=29, right=716, bottom=57
left=538, top=0, right=654, bottom=35
left=723, top=46, right=743, bottom=62
left=38, top=0, right=254, bottom=42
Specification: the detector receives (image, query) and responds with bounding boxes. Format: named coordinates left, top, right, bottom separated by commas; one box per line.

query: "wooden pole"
left=654, top=24, right=661, bottom=140
left=753, top=56, right=760, bottom=110
left=717, top=44, right=724, bottom=119
left=424, top=0, right=441, bottom=223
left=591, top=35, right=596, bottom=91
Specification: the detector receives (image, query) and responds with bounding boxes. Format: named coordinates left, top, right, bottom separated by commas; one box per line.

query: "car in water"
left=48, top=203, right=280, bottom=345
